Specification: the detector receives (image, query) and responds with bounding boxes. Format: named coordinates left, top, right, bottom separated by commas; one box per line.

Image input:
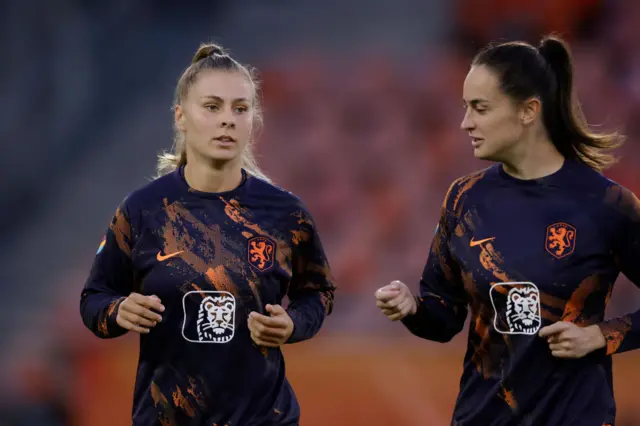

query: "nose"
left=460, top=109, right=475, bottom=132
left=220, top=107, right=236, bottom=129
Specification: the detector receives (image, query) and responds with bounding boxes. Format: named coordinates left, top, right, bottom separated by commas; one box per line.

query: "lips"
left=470, top=136, right=484, bottom=147
left=214, top=135, right=236, bottom=143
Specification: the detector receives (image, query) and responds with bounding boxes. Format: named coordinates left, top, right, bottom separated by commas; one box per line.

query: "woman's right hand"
left=375, top=281, right=418, bottom=321
left=116, top=293, right=165, bottom=334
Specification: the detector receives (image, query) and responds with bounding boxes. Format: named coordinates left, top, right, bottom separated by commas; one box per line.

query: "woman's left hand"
left=539, top=321, right=606, bottom=359
left=248, top=304, right=294, bottom=348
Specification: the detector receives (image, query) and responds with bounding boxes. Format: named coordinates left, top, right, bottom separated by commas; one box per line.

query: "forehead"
left=189, top=69, right=254, bottom=100
left=462, top=65, right=502, bottom=102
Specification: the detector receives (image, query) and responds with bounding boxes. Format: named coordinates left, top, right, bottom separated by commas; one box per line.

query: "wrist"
left=285, top=317, right=295, bottom=341
left=409, top=296, right=418, bottom=316
left=284, top=309, right=300, bottom=343
left=586, top=324, right=606, bottom=351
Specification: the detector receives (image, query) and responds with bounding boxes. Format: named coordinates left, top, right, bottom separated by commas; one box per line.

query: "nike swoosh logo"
left=157, top=250, right=184, bottom=261
left=470, top=237, right=495, bottom=247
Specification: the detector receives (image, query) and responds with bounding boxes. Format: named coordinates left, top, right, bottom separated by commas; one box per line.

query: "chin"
left=206, top=147, right=240, bottom=162
left=473, top=147, right=491, bottom=160
left=473, top=144, right=500, bottom=162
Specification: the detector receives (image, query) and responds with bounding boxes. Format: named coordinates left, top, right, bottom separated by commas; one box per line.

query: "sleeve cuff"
left=102, top=297, right=127, bottom=337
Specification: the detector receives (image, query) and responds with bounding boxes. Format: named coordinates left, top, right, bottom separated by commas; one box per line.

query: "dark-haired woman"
left=376, top=35, right=637, bottom=426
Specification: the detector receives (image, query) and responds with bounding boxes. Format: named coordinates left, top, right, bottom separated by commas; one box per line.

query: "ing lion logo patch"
left=490, top=282, right=541, bottom=335
left=546, top=222, right=576, bottom=259
left=248, top=236, right=276, bottom=272
left=182, top=291, right=235, bottom=344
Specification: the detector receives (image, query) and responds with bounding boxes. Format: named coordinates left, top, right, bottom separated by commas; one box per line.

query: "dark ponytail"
left=473, top=34, right=624, bottom=172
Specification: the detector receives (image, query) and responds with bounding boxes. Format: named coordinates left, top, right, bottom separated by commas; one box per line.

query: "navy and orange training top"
left=403, top=159, right=640, bottom=426
left=80, top=167, right=335, bottom=426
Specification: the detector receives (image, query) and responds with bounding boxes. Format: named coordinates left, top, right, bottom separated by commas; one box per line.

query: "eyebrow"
left=465, top=99, right=489, bottom=107
left=201, top=96, right=250, bottom=103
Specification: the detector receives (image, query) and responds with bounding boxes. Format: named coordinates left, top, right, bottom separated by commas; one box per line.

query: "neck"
left=501, top=134, right=566, bottom=180
left=183, top=158, right=243, bottom=193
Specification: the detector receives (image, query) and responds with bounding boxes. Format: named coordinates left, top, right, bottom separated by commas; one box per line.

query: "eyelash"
left=463, top=105, right=487, bottom=114
left=204, top=105, right=248, bottom=113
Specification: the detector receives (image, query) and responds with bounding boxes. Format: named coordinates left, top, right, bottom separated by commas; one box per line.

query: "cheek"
left=185, top=110, right=212, bottom=134
left=484, top=113, right=522, bottom=141
left=238, top=114, right=254, bottom=134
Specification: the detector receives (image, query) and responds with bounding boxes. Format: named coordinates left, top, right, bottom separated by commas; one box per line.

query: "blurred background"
left=2, top=0, right=640, bottom=425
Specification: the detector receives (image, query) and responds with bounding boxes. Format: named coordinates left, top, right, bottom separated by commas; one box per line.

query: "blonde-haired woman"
left=80, top=43, right=336, bottom=426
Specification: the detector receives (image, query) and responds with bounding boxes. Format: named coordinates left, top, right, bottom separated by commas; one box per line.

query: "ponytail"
left=473, top=34, right=624, bottom=172
left=537, top=35, right=624, bottom=171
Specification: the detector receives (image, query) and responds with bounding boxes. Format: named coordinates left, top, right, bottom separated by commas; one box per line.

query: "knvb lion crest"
left=248, top=236, right=276, bottom=272
left=546, top=222, right=576, bottom=259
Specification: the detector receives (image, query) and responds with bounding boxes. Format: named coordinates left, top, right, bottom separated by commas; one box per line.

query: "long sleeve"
left=599, top=187, right=640, bottom=355
left=285, top=210, right=336, bottom=344
left=402, top=182, right=469, bottom=342
left=80, top=202, right=136, bottom=339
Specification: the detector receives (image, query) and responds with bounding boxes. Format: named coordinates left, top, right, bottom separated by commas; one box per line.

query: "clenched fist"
left=116, top=293, right=165, bottom=334
left=375, top=281, right=418, bottom=321
left=248, top=304, right=294, bottom=348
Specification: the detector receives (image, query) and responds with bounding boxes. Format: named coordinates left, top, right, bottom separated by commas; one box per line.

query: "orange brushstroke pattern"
left=186, top=377, right=206, bottom=408
left=205, top=265, right=238, bottom=295
left=600, top=316, right=633, bottom=355
left=98, top=298, right=124, bottom=337
left=561, top=275, right=601, bottom=325
left=500, top=385, right=517, bottom=411
left=151, top=382, right=176, bottom=426
left=110, top=207, right=132, bottom=257
left=172, top=386, right=196, bottom=417
left=452, top=171, right=485, bottom=212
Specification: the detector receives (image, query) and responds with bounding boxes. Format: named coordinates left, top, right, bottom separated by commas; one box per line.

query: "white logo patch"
left=182, top=291, right=235, bottom=343
left=489, top=282, right=541, bottom=335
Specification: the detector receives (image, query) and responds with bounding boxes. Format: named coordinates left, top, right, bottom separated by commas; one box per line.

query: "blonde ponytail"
left=155, top=132, right=187, bottom=178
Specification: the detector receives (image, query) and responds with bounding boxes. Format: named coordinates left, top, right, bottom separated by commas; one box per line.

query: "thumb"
left=266, top=304, right=286, bottom=316
left=390, top=280, right=403, bottom=290
left=377, top=281, right=403, bottom=294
